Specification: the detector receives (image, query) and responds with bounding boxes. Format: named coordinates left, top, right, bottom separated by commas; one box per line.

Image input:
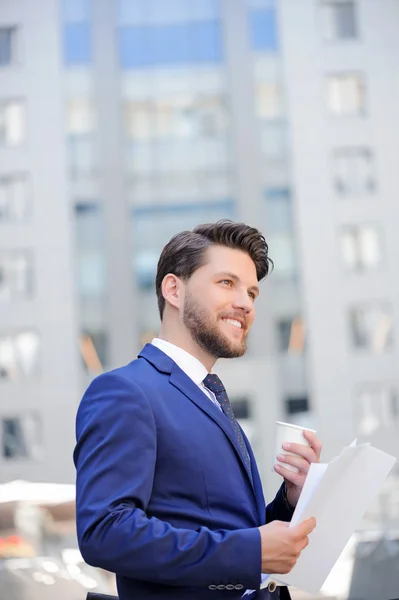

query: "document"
left=259, top=442, right=396, bottom=595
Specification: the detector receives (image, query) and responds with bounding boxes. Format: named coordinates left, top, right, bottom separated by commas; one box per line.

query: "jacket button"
left=208, top=585, right=218, bottom=590
left=226, top=584, right=235, bottom=590
left=234, top=584, right=244, bottom=590
left=217, top=584, right=226, bottom=589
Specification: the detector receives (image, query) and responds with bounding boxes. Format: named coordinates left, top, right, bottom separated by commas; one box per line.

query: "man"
left=74, top=220, right=321, bottom=599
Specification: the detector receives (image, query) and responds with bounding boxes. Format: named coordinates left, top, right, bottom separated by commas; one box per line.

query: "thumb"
left=293, top=517, right=316, bottom=537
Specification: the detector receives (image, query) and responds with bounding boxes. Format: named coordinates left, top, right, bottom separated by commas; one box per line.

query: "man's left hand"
left=274, top=430, right=322, bottom=508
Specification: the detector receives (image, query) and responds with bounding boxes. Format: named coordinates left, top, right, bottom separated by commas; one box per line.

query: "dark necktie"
left=203, top=373, right=253, bottom=484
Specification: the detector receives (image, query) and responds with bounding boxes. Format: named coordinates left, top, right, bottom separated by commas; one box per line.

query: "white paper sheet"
left=262, top=443, right=396, bottom=595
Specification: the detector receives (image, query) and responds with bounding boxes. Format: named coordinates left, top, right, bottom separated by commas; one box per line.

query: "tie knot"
left=203, top=373, right=226, bottom=394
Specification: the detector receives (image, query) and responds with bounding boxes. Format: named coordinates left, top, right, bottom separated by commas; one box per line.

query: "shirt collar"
left=151, top=338, right=209, bottom=386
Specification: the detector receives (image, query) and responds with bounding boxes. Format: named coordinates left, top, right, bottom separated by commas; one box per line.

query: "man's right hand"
left=258, top=517, right=316, bottom=574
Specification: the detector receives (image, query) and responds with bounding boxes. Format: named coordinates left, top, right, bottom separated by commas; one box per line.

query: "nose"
left=232, top=288, right=253, bottom=313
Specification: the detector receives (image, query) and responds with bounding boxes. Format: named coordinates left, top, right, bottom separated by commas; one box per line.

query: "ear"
left=161, top=274, right=184, bottom=311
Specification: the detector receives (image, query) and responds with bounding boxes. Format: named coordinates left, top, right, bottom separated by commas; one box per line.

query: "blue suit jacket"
left=74, top=344, right=293, bottom=599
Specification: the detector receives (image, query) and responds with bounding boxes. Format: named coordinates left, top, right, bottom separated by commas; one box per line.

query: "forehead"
left=199, top=245, right=258, bottom=282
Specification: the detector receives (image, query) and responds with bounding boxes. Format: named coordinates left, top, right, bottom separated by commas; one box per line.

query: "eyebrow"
left=215, top=272, right=260, bottom=296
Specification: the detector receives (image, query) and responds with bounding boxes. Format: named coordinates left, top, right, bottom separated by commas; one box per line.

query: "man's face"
left=182, top=245, right=259, bottom=359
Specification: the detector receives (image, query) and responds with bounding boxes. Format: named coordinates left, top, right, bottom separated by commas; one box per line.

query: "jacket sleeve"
left=74, top=372, right=261, bottom=589
left=265, top=483, right=295, bottom=524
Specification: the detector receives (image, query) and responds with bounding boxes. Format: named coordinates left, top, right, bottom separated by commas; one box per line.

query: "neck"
left=158, top=323, right=217, bottom=372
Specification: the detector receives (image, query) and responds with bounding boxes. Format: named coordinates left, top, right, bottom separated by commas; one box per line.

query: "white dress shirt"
left=151, top=338, right=222, bottom=411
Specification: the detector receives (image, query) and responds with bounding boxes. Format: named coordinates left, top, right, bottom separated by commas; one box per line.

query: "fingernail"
left=274, top=465, right=281, bottom=472
left=277, top=454, right=285, bottom=461
left=282, top=443, right=291, bottom=450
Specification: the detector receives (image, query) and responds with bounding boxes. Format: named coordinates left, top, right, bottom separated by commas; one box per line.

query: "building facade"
left=0, top=0, right=398, bottom=503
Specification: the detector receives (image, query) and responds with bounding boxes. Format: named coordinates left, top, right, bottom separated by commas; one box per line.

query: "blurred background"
left=1, top=0, right=399, bottom=598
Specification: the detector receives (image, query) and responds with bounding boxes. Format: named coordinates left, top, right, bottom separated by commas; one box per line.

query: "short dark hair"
left=155, top=219, right=273, bottom=319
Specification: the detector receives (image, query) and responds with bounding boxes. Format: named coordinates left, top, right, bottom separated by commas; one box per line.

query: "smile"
left=222, top=318, right=243, bottom=329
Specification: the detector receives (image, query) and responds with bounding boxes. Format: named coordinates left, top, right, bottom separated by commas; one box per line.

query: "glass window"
left=2, top=413, right=42, bottom=460
left=354, top=385, right=398, bottom=436
left=349, top=304, right=393, bottom=353
left=0, top=175, right=30, bottom=222
left=256, top=82, right=281, bottom=120
left=63, top=22, right=91, bottom=66
left=277, top=317, right=306, bottom=353
left=75, top=203, right=105, bottom=297
left=80, top=330, right=107, bottom=374
left=0, top=331, right=40, bottom=381
left=340, top=225, right=382, bottom=271
left=125, top=95, right=228, bottom=140
left=249, top=8, right=278, bottom=51
left=61, top=0, right=91, bottom=22
left=268, top=233, right=297, bottom=277
left=67, top=98, right=96, bottom=134
left=333, top=148, right=375, bottom=196
left=0, top=27, right=17, bottom=67
left=327, top=73, right=365, bottom=115
left=69, top=135, right=97, bottom=177
left=118, top=0, right=220, bottom=24
left=259, top=122, right=287, bottom=159
left=118, top=21, right=223, bottom=69
left=320, top=1, right=357, bottom=41
left=0, top=251, right=33, bottom=301
left=265, top=187, right=292, bottom=233
left=0, top=101, right=26, bottom=146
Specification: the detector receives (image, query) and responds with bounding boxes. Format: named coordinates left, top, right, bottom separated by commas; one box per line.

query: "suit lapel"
left=169, top=364, right=256, bottom=495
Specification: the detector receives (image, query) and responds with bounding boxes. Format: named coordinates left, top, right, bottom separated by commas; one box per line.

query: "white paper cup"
left=274, top=421, right=317, bottom=473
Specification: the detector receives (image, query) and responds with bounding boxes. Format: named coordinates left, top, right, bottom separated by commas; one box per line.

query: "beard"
left=183, top=292, right=248, bottom=359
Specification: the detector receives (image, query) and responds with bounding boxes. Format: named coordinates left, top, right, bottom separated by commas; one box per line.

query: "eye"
left=220, top=279, right=233, bottom=287
left=248, top=291, right=256, bottom=300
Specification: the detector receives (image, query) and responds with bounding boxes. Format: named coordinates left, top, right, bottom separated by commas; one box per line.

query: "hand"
left=258, top=517, right=316, bottom=574
left=274, top=430, right=322, bottom=507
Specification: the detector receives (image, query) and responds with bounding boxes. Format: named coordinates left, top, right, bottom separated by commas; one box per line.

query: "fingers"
left=281, top=442, right=318, bottom=465
left=304, top=431, right=323, bottom=459
left=293, top=517, right=316, bottom=538
left=276, top=453, right=310, bottom=474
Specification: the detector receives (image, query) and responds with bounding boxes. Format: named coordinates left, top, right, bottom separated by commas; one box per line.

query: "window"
left=320, top=1, right=357, bottom=41
left=340, top=225, right=382, bottom=271
left=285, top=396, right=309, bottom=415
left=349, top=304, right=393, bottom=353
left=333, top=148, right=375, bottom=196
left=0, top=27, right=18, bottom=67
left=80, top=330, right=107, bottom=374
left=277, top=317, right=306, bottom=353
left=259, top=122, right=287, bottom=159
left=0, top=175, right=30, bottom=222
left=249, top=8, right=278, bottom=51
left=0, top=251, right=33, bottom=301
left=268, top=233, right=297, bottom=278
left=354, top=385, right=398, bottom=436
left=265, top=187, right=292, bottom=233
left=118, top=21, right=223, bottom=69
left=0, top=100, right=26, bottom=145
left=61, top=0, right=91, bottom=22
left=327, top=73, right=365, bottom=115
left=2, top=413, right=42, bottom=460
left=63, top=22, right=91, bottom=66
left=69, top=136, right=97, bottom=177
left=67, top=98, right=96, bottom=134
left=0, top=331, right=40, bottom=381
left=118, top=0, right=220, bottom=24
left=75, top=203, right=105, bottom=296
left=124, top=95, right=228, bottom=140
left=256, top=82, right=281, bottom=120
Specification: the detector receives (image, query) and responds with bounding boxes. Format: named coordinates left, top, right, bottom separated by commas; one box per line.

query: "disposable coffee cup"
left=274, top=421, right=317, bottom=473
